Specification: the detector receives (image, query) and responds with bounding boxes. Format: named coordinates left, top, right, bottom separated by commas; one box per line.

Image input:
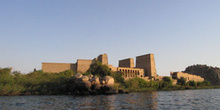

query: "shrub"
left=124, top=77, right=148, bottom=90
left=158, top=77, right=173, bottom=89
left=148, top=80, right=159, bottom=89
left=162, top=76, right=171, bottom=82
left=177, top=77, right=187, bottom=86
left=202, top=80, right=211, bottom=86
left=196, top=80, right=211, bottom=87
left=110, top=71, right=124, bottom=84
left=188, top=80, right=196, bottom=87
left=124, top=78, right=139, bottom=89
left=59, top=70, right=75, bottom=77
left=197, top=82, right=202, bottom=86
left=0, top=68, right=76, bottom=95
left=137, top=78, right=148, bottom=88
left=162, top=77, right=172, bottom=84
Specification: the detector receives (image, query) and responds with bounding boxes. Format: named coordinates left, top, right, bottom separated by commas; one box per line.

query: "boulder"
left=90, top=76, right=101, bottom=90
left=81, top=76, right=89, bottom=82
left=73, top=73, right=83, bottom=79
left=76, top=80, right=91, bottom=90
left=90, top=76, right=100, bottom=84
left=87, top=74, right=93, bottom=80
left=103, top=76, right=114, bottom=88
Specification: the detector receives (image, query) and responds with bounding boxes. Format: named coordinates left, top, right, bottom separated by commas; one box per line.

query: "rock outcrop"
left=103, top=76, right=114, bottom=88
left=184, top=65, right=220, bottom=85
left=72, top=73, right=116, bottom=95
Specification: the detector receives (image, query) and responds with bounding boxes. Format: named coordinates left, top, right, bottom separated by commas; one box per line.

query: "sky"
left=0, top=0, right=220, bottom=76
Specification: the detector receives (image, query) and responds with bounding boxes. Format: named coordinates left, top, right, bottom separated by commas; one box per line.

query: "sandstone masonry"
left=170, top=71, right=204, bottom=84
left=42, top=53, right=205, bottom=83
left=42, top=53, right=157, bottom=81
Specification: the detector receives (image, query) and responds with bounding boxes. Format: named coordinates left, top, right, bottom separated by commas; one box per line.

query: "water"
left=0, top=89, right=220, bottom=110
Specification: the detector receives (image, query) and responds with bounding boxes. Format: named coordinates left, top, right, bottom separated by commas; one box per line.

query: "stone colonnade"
left=118, top=67, right=144, bottom=79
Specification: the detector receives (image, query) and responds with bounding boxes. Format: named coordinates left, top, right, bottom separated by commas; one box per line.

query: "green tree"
left=158, top=77, right=172, bottom=89
left=137, top=78, right=148, bottom=88
left=177, top=77, right=187, bottom=86
left=110, top=71, right=124, bottom=84
left=202, top=80, right=211, bottom=86
left=124, top=77, right=148, bottom=89
left=87, top=61, right=112, bottom=77
left=148, top=80, right=159, bottom=89
left=124, top=78, right=139, bottom=89
left=162, top=77, right=172, bottom=84
left=188, top=80, right=196, bottom=87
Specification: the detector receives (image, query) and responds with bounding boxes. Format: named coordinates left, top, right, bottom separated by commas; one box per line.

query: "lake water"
left=0, top=89, right=220, bottom=110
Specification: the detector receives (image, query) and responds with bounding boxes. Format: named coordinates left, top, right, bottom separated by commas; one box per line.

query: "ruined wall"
left=170, top=72, right=204, bottom=82
left=42, top=63, right=76, bottom=73
left=97, top=54, right=108, bottom=65
left=136, top=54, right=157, bottom=78
left=76, top=59, right=93, bottom=73
left=184, top=65, right=220, bottom=85
left=108, top=65, right=118, bottom=71
left=119, top=58, right=134, bottom=68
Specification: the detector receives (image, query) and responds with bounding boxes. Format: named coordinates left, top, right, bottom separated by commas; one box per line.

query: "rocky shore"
left=68, top=73, right=128, bottom=95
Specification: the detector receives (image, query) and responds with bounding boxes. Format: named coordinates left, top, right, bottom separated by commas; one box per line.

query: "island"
left=0, top=53, right=219, bottom=96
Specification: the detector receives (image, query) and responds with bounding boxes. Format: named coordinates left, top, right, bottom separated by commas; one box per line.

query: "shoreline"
left=1, top=86, right=220, bottom=96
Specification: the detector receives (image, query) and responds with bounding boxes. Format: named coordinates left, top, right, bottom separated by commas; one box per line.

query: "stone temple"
left=42, top=53, right=206, bottom=83
left=42, top=53, right=159, bottom=81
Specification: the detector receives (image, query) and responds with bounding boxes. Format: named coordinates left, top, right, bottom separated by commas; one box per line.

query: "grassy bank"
left=113, top=76, right=217, bottom=93
left=0, top=68, right=75, bottom=96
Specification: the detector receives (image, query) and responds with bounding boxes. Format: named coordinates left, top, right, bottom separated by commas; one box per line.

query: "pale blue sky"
left=0, top=0, right=220, bottom=76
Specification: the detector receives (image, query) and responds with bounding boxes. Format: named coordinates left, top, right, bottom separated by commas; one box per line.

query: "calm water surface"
left=0, top=89, right=220, bottom=110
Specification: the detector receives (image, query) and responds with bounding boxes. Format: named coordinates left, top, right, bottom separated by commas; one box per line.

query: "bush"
left=196, top=80, right=211, bottom=87
left=125, top=78, right=139, bottom=89
left=162, top=77, right=172, bottom=84
left=202, top=80, right=211, bottom=86
left=0, top=68, right=75, bottom=95
left=188, top=80, right=196, bottom=87
left=158, top=77, right=173, bottom=89
left=110, top=71, right=124, bottom=84
left=162, top=77, right=171, bottom=82
left=178, top=77, right=187, bottom=86
left=148, top=80, right=159, bottom=89
left=124, top=77, right=148, bottom=90
left=137, top=78, right=148, bottom=88
left=59, top=70, right=75, bottom=77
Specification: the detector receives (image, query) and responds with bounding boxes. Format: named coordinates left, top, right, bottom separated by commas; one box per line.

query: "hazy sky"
left=1, top=1, right=220, bottom=76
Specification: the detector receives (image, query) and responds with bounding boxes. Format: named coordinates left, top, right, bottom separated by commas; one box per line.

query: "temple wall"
left=136, top=54, right=157, bottom=78
left=171, top=72, right=204, bottom=82
left=119, top=58, right=134, bottom=68
left=76, top=59, right=93, bottom=73
left=108, top=65, right=118, bottom=71
left=42, top=63, right=76, bottom=73
left=41, top=53, right=159, bottom=81
left=97, top=53, right=108, bottom=65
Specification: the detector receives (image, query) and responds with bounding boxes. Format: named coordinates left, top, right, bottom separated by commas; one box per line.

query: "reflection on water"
left=0, top=89, right=219, bottom=110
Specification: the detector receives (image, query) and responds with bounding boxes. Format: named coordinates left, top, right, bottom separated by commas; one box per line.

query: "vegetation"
left=0, top=68, right=75, bottom=95
left=177, top=77, right=187, bottom=86
left=158, top=77, right=173, bottom=89
left=0, top=63, right=217, bottom=96
left=188, top=80, right=196, bottom=87
left=87, top=61, right=111, bottom=77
